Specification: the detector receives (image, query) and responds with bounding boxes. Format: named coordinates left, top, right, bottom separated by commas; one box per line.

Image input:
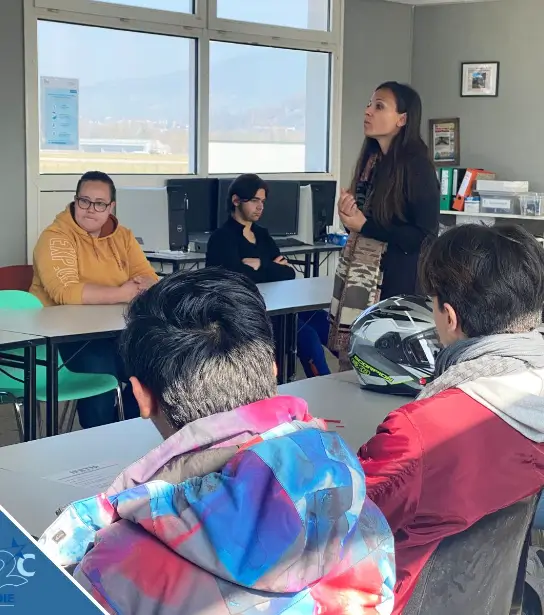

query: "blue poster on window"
left=40, top=77, right=79, bottom=150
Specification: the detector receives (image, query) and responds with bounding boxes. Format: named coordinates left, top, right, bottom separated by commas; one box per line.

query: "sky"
left=38, top=1, right=329, bottom=86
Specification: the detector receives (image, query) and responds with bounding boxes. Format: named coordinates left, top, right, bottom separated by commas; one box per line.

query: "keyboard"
left=274, top=237, right=308, bottom=248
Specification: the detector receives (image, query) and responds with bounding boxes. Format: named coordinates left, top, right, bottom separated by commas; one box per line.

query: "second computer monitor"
left=217, top=178, right=299, bottom=236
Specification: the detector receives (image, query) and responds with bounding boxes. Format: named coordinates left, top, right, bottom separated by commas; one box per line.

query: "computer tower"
left=166, top=179, right=218, bottom=238
left=166, top=188, right=189, bottom=251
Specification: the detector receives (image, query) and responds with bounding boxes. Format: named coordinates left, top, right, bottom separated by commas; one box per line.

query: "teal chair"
left=0, top=291, right=124, bottom=441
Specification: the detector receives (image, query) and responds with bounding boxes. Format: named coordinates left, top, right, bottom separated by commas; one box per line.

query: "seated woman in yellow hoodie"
left=31, top=170, right=158, bottom=429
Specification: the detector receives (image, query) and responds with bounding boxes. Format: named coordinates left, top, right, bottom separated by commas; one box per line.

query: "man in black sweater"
left=206, top=174, right=295, bottom=283
left=206, top=174, right=330, bottom=377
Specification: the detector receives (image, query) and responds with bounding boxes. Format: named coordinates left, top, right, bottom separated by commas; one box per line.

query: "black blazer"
left=206, top=217, right=296, bottom=284
left=360, top=152, right=440, bottom=299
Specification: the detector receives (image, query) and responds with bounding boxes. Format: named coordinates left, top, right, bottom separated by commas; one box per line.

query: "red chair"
left=0, top=265, right=34, bottom=291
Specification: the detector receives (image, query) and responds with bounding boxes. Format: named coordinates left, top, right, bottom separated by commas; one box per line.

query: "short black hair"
left=227, top=173, right=268, bottom=212
left=76, top=171, right=116, bottom=202
left=120, top=268, right=277, bottom=430
left=419, top=224, right=544, bottom=337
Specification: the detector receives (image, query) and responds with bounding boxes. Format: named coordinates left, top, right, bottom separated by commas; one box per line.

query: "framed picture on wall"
left=429, top=118, right=460, bottom=167
left=461, top=62, right=500, bottom=97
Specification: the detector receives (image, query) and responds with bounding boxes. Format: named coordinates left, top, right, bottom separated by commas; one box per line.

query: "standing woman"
left=329, top=81, right=440, bottom=366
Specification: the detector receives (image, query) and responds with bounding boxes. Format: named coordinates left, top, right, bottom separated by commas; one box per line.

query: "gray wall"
left=412, top=0, right=544, bottom=190
left=340, top=0, right=413, bottom=188
left=0, top=0, right=26, bottom=265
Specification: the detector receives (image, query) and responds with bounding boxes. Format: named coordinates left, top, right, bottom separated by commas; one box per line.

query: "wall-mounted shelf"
left=440, top=210, right=544, bottom=221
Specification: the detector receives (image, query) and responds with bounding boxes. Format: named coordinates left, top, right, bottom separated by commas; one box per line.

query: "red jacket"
left=359, top=388, right=544, bottom=614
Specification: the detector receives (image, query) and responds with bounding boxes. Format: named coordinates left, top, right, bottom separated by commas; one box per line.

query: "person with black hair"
left=206, top=173, right=295, bottom=283
left=40, top=268, right=396, bottom=615
left=329, top=82, right=440, bottom=368
left=31, top=171, right=158, bottom=428
left=206, top=173, right=331, bottom=377
left=357, top=224, right=544, bottom=613
left=31, top=170, right=157, bottom=306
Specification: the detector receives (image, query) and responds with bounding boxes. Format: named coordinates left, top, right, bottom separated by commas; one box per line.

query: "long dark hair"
left=350, top=82, right=430, bottom=226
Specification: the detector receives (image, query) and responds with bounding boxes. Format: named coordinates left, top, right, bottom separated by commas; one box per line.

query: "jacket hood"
left=55, top=205, right=119, bottom=240
left=39, top=396, right=395, bottom=598
left=459, top=368, right=544, bottom=443
left=111, top=425, right=370, bottom=593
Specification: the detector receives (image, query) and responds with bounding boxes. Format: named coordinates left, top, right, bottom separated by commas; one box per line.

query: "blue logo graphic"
left=0, top=508, right=102, bottom=613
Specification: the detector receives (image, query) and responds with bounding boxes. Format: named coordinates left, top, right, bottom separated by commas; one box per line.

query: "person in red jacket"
left=358, top=223, right=544, bottom=613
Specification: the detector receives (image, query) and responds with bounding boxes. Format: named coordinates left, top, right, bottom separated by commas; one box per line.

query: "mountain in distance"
left=79, top=49, right=315, bottom=130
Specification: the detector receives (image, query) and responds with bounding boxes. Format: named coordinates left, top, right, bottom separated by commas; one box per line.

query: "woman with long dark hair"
left=329, top=81, right=440, bottom=365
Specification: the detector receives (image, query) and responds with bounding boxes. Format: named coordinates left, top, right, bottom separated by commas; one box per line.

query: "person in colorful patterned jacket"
left=39, top=268, right=395, bottom=615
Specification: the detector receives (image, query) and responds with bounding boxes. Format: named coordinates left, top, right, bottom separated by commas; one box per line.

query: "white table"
left=0, top=371, right=409, bottom=537
left=0, top=276, right=333, bottom=337
left=279, top=370, right=410, bottom=450
left=0, top=276, right=333, bottom=437
left=147, top=242, right=342, bottom=278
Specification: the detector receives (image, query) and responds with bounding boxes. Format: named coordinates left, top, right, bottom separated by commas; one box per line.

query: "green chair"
left=0, top=291, right=123, bottom=441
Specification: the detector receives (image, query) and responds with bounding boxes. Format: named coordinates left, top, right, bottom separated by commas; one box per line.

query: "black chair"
left=404, top=494, right=540, bottom=615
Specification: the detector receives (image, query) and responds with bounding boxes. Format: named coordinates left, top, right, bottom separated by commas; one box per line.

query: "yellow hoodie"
left=30, top=205, right=158, bottom=306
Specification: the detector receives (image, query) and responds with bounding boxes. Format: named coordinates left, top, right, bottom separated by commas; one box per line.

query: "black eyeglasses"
left=75, top=197, right=111, bottom=213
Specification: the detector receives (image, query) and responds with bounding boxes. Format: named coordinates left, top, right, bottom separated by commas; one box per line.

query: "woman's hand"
left=274, top=256, right=290, bottom=266
left=133, top=275, right=157, bottom=291
left=337, top=189, right=367, bottom=232
left=242, top=258, right=261, bottom=271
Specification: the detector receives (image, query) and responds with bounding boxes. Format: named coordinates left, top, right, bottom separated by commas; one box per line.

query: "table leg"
left=303, top=254, right=312, bottom=278
left=23, top=345, right=37, bottom=442
left=46, top=340, right=59, bottom=437
left=312, top=252, right=321, bottom=277
left=285, top=313, right=298, bottom=382
left=275, top=315, right=287, bottom=385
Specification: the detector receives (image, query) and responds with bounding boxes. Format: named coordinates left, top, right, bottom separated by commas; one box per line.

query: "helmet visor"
left=404, top=328, right=442, bottom=371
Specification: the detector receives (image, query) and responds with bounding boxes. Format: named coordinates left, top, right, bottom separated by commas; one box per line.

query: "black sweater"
left=205, top=217, right=296, bottom=284
left=361, top=152, right=440, bottom=299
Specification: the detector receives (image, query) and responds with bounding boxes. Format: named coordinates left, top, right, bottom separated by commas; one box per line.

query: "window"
left=216, top=0, right=330, bottom=31
left=209, top=42, right=330, bottom=174
left=89, top=0, right=193, bottom=12
left=38, top=21, right=196, bottom=175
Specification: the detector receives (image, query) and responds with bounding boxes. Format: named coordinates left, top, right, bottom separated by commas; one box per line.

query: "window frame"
left=33, top=0, right=206, bottom=27
left=208, top=0, right=339, bottom=44
left=24, top=0, right=345, bottom=261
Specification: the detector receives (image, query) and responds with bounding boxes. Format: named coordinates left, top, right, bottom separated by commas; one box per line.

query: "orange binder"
left=453, top=169, right=495, bottom=211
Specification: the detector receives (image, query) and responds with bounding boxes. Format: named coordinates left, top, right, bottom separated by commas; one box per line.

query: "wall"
left=0, top=0, right=27, bottom=265
left=412, top=0, right=544, bottom=191
left=340, top=0, right=413, bottom=189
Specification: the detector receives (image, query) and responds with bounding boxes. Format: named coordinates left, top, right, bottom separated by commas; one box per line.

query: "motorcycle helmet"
left=349, top=295, right=442, bottom=396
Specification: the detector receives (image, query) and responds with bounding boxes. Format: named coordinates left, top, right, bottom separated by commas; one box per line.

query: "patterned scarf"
left=417, top=330, right=544, bottom=400
left=328, top=154, right=387, bottom=358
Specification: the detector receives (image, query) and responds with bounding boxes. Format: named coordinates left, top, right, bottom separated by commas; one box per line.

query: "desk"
left=0, top=331, right=45, bottom=442
left=260, top=276, right=333, bottom=384
left=147, top=242, right=341, bottom=278
left=0, top=371, right=408, bottom=536
left=0, top=276, right=333, bottom=437
left=280, top=371, right=410, bottom=450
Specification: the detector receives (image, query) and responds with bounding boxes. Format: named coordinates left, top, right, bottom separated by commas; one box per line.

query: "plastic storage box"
left=479, top=192, right=520, bottom=215
left=519, top=193, right=544, bottom=217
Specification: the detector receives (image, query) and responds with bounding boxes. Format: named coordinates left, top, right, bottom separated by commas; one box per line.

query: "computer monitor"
left=217, top=178, right=233, bottom=228
left=115, top=187, right=169, bottom=252
left=166, top=178, right=218, bottom=235
left=302, top=180, right=337, bottom=241
left=260, top=180, right=300, bottom=236
left=216, top=178, right=300, bottom=236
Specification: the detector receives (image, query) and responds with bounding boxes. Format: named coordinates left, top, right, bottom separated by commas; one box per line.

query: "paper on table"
left=43, top=462, right=122, bottom=492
